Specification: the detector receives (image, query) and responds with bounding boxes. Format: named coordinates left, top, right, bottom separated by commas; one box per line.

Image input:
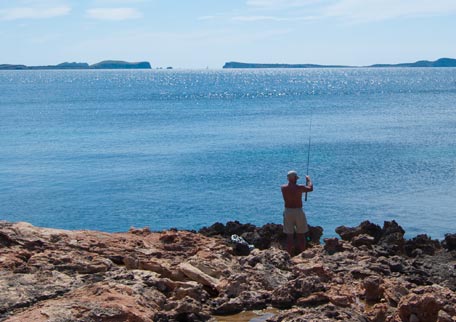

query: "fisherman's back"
left=281, top=184, right=305, bottom=208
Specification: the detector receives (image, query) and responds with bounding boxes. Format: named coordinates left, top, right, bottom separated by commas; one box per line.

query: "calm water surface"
left=0, top=68, right=455, bottom=238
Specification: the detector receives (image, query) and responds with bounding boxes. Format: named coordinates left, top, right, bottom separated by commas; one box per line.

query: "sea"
left=1, top=68, right=455, bottom=239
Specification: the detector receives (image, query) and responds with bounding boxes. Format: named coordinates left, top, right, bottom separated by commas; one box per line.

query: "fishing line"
left=305, top=106, right=313, bottom=202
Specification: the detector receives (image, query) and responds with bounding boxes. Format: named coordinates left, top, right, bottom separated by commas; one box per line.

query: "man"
left=281, top=170, right=313, bottom=255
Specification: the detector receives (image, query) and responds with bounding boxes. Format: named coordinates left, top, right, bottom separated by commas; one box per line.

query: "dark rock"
left=212, top=297, right=244, bottom=315
left=240, top=231, right=269, bottom=249
left=198, top=221, right=255, bottom=238
left=232, top=242, right=250, bottom=256
left=323, top=238, right=344, bottom=255
left=238, top=290, right=268, bottom=310
left=335, top=221, right=382, bottom=242
left=387, top=256, right=406, bottom=273
left=352, top=234, right=375, bottom=248
left=307, top=225, right=324, bottom=245
left=271, top=286, right=296, bottom=309
left=225, top=221, right=256, bottom=236
left=199, top=221, right=322, bottom=250
left=0, top=232, right=17, bottom=247
left=271, top=276, right=326, bottom=309
left=23, top=240, right=45, bottom=250
left=252, top=223, right=285, bottom=249
left=198, top=222, right=225, bottom=237
left=405, top=234, right=441, bottom=257
left=377, top=221, right=405, bottom=255
left=443, top=233, right=456, bottom=251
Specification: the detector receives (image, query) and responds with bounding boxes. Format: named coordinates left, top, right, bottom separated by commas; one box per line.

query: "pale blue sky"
left=1, top=0, right=455, bottom=68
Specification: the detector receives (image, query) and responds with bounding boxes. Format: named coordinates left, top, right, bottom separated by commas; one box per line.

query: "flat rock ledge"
left=0, top=220, right=455, bottom=322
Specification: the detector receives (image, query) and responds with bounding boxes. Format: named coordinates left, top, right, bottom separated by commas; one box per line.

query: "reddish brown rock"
left=394, top=292, right=443, bottom=322
left=363, top=303, right=389, bottom=322
left=363, top=275, right=385, bottom=302
left=0, top=220, right=455, bottom=322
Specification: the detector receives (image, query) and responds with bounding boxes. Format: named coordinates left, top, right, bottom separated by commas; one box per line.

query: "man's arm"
left=300, top=176, right=313, bottom=192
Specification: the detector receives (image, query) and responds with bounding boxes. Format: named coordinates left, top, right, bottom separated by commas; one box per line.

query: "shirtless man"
left=281, top=170, right=313, bottom=255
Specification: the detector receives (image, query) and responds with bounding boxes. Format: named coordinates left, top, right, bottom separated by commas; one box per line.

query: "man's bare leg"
left=296, top=233, right=307, bottom=253
left=286, top=234, right=294, bottom=255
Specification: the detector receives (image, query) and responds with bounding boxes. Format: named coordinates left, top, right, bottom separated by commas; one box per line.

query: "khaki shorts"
left=283, top=208, right=309, bottom=234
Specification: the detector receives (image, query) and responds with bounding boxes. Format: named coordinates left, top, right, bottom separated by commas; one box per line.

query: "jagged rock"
left=307, top=225, right=324, bottom=245
left=0, top=232, right=17, bottom=247
left=363, top=303, right=389, bottom=322
left=197, top=222, right=225, bottom=237
left=377, top=221, right=406, bottom=256
left=324, top=237, right=344, bottom=254
left=405, top=234, right=441, bottom=257
left=1, top=220, right=455, bottom=321
left=326, top=285, right=356, bottom=307
left=199, top=221, right=323, bottom=250
left=271, top=275, right=326, bottom=309
left=382, top=279, right=411, bottom=307
left=386, top=256, right=406, bottom=273
left=335, top=221, right=382, bottom=242
left=212, top=296, right=244, bottom=315
left=352, top=234, right=376, bottom=248
left=363, top=275, right=384, bottom=302
left=393, top=292, right=443, bottom=322
left=232, top=241, right=251, bottom=256
left=442, top=233, right=456, bottom=251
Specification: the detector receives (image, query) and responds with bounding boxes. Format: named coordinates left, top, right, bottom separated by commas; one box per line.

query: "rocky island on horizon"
left=0, top=219, right=455, bottom=321
left=223, top=57, right=456, bottom=69
left=0, top=60, right=152, bottom=70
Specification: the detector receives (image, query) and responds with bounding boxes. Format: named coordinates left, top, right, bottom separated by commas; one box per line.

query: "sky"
left=1, top=0, right=456, bottom=68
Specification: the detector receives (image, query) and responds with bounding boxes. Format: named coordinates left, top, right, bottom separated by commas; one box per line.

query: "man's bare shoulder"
left=281, top=184, right=288, bottom=190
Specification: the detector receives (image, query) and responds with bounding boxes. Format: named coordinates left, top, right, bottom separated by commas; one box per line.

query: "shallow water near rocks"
left=213, top=308, right=278, bottom=322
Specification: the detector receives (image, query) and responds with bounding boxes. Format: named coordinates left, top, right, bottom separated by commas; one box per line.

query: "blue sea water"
left=0, top=68, right=455, bottom=238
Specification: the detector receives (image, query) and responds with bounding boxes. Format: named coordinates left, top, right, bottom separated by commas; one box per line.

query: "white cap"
left=287, top=170, right=299, bottom=179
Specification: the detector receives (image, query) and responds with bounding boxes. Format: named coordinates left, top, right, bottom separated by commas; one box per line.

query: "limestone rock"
left=0, top=220, right=455, bottom=321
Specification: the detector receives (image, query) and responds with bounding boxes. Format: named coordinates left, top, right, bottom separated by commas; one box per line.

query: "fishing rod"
left=305, top=106, right=313, bottom=202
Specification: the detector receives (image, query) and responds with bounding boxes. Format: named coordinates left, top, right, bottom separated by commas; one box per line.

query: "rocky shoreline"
left=0, top=220, right=455, bottom=322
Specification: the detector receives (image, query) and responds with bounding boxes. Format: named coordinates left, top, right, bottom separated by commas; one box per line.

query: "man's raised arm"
left=301, top=175, right=313, bottom=192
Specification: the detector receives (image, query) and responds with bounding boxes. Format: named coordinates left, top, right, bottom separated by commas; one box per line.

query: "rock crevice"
left=0, top=220, right=454, bottom=321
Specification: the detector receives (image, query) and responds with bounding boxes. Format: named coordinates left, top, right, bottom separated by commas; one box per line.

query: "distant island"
left=0, top=60, right=151, bottom=70
left=223, top=57, right=456, bottom=69
left=223, top=62, right=348, bottom=69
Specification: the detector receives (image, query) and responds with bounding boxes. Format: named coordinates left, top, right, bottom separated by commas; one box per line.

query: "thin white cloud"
left=247, top=0, right=323, bottom=10
left=232, top=15, right=316, bottom=22
left=233, top=15, right=283, bottom=21
left=0, top=6, right=71, bottom=21
left=92, top=0, right=147, bottom=4
left=325, top=0, right=456, bottom=22
left=243, top=0, right=456, bottom=23
left=86, top=7, right=142, bottom=20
